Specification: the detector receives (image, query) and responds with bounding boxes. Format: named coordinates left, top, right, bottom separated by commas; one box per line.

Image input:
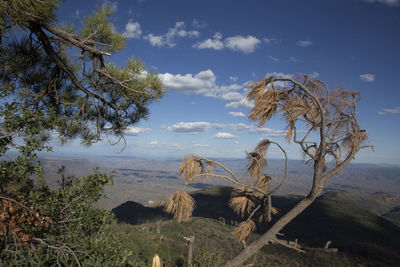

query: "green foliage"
left=0, top=0, right=164, bottom=265
left=1, top=170, right=133, bottom=266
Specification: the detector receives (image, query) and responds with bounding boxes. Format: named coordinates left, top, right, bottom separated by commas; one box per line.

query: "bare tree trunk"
left=222, top=187, right=322, bottom=267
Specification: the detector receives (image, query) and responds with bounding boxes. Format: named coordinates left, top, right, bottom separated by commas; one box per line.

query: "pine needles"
left=233, top=220, right=256, bottom=241
left=165, top=190, right=195, bottom=222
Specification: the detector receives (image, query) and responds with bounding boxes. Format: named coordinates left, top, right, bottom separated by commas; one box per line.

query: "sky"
left=51, top=0, right=400, bottom=165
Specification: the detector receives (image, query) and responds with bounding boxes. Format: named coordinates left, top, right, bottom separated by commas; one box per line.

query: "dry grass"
left=233, top=219, right=256, bottom=241
left=165, top=190, right=195, bottom=222
left=229, top=189, right=256, bottom=217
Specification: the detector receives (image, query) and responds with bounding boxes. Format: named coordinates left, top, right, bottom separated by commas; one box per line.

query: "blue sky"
left=51, top=0, right=400, bottom=165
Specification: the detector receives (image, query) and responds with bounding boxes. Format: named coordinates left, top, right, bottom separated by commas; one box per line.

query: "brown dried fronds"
left=247, top=152, right=266, bottom=179
left=165, top=190, right=195, bottom=222
left=255, top=139, right=271, bottom=155
left=179, top=155, right=204, bottom=183
left=229, top=189, right=256, bottom=217
left=248, top=88, right=281, bottom=126
left=342, top=129, right=368, bottom=153
left=255, top=175, right=272, bottom=191
left=233, top=219, right=256, bottom=241
left=247, top=77, right=273, bottom=101
left=286, top=121, right=295, bottom=143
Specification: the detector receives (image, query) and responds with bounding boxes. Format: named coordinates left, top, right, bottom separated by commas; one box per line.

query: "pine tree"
left=0, top=1, right=163, bottom=265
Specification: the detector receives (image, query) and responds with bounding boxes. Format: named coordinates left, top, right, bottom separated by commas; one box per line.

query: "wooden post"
left=184, top=236, right=195, bottom=267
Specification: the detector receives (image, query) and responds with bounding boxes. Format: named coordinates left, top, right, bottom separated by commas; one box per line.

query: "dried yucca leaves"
left=165, top=190, right=195, bottom=222
left=233, top=219, right=256, bottom=241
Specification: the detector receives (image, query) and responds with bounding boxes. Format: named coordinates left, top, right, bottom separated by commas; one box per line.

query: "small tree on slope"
left=166, top=74, right=372, bottom=266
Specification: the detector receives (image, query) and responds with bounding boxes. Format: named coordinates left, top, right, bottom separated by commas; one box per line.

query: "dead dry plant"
left=164, top=190, right=195, bottom=222
left=165, top=74, right=373, bottom=267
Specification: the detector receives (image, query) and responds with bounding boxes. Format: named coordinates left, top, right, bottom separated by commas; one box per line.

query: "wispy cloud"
left=103, top=0, right=118, bottom=11
left=229, top=76, right=239, bottom=82
left=126, top=127, right=151, bottom=135
left=193, top=143, right=210, bottom=148
left=144, top=21, right=200, bottom=48
left=379, top=106, right=400, bottom=115
left=296, top=39, right=313, bottom=47
left=123, top=19, right=142, bottom=39
left=214, top=132, right=237, bottom=139
left=363, top=0, right=400, bottom=6
left=164, top=121, right=287, bottom=138
left=268, top=55, right=280, bottom=62
left=360, top=73, right=375, bottom=82
left=289, top=56, right=303, bottom=63
left=192, top=18, right=207, bottom=28
left=228, top=112, right=246, bottom=117
left=164, top=122, right=223, bottom=134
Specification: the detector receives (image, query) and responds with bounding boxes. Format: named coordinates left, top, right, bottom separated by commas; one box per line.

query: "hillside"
left=111, top=186, right=400, bottom=266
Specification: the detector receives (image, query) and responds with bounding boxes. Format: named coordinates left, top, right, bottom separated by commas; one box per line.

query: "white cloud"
left=103, top=0, right=118, bottom=11
left=123, top=19, right=142, bottom=39
left=296, top=39, right=313, bottom=47
left=363, top=0, right=400, bottom=6
left=228, top=112, right=246, bottom=117
left=213, top=132, right=237, bottom=139
left=225, top=35, right=261, bottom=53
left=193, top=143, right=210, bottom=148
left=310, top=71, right=320, bottom=79
left=194, top=33, right=264, bottom=53
left=143, top=34, right=164, bottom=47
left=249, top=127, right=287, bottom=137
left=192, top=18, right=207, bottom=28
left=360, top=74, right=375, bottom=82
left=225, top=98, right=254, bottom=109
left=220, top=92, right=244, bottom=101
left=164, top=121, right=288, bottom=139
left=193, top=32, right=224, bottom=50
left=73, top=9, right=80, bottom=18
left=149, top=140, right=159, bottom=145
left=268, top=55, right=280, bottom=62
left=289, top=56, right=303, bottom=63
left=229, top=76, right=238, bottom=82
left=380, top=106, right=400, bottom=114
left=126, top=127, right=151, bottom=135
left=165, top=122, right=223, bottom=134
left=145, top=21, right=200, bottom=48
left=226, top=123, right=252, bottom=131
left=263, top=38, right=273, bottom=45
left=159, top=69, right=249, bottom=108
left=159, top=70, right=216, bottom=94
